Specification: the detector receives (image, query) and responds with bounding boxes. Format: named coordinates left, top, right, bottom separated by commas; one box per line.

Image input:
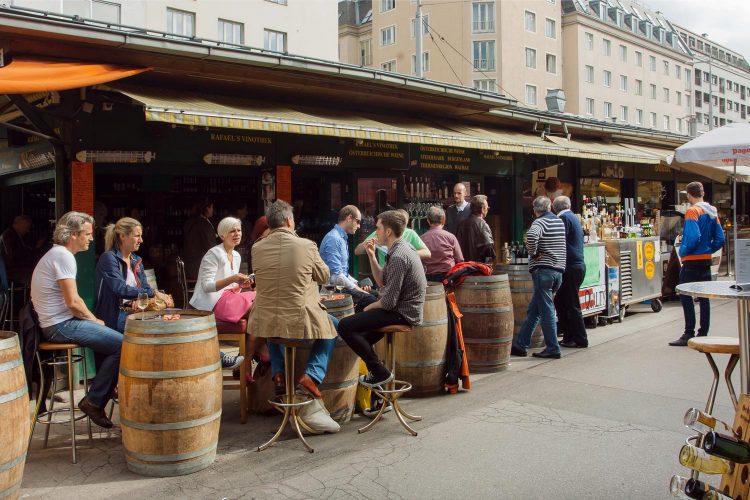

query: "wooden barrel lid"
left=687, top=336, right=740, bottom=354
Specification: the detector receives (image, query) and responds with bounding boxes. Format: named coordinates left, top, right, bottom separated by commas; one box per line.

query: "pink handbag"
left=213, top=288, right=255, bottom=324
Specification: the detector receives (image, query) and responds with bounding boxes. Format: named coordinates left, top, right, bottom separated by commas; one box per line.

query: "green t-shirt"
left=366, top=228, right=426, bottom=267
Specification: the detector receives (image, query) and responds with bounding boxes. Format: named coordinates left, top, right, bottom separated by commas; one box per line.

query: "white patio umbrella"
left=671, top=122, right=750, bottom=278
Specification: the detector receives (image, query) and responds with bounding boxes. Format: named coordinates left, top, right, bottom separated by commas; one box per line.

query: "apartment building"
left=8, top=0, right=338, bottom=60
left=339, top=0, right=373, bottom=66
left=675, top=26, right=750, bottom=133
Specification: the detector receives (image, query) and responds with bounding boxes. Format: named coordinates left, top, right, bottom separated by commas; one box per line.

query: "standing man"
left=445, top=182, right=470, bottom=235
left=669, top=182, right=725, bottom=346
left=456, top=195, right=496, bottom=264
left=511, top=197, right=566, bottom=359
left=250, top=200, right=340, bottom=432
left=421, top=206, right=464, bottom=282
left=30, top=211, right=122, bottom=428
left=339, top=210, right=427, bottom=387
left=319, top=205, right=376, bottom=308
left=553, top=196, right=588, bottom=348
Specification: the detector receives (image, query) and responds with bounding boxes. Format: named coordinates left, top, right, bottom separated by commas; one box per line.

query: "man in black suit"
left=445, top=183, right=470, bottom=235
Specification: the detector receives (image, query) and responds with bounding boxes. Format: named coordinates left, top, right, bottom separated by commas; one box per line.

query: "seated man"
left=249, top=200, right=340, bottom=433
left=319, top=204, right=377, bottom=310
left=339, top=210, right=427, bottom=387
left=421, top=206, right=464, bottom=283
left=30, top=211, right=122, bottom=428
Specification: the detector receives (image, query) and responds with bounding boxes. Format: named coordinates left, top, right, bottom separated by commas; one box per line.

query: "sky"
left=642, top=0, right=750, bottom=60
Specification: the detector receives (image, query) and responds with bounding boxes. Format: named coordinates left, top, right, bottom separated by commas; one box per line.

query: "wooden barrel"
left=295, top=296, right=357, bottom=423
left=0, top=332, right=29, bottom=500
left=496, top=264, right=545, bottom=349
left=143, top=268, right=158, bottom=290
left=454, top=274, right=514, bottom=373
left=120, top=310, right=222, bottom=477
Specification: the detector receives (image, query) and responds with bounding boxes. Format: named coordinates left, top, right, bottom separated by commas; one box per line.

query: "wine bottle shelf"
left=720, top=394, right=750, bottom=500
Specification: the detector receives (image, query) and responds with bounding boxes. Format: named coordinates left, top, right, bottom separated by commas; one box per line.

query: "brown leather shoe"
left=273, top=372, right=286, bottom=396
left=78, top=397, right=113, bottom=429
left=297, top=374, right=322, bottom=398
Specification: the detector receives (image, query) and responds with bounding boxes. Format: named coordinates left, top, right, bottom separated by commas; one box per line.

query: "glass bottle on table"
left=679, top=444, right=733, bottom=475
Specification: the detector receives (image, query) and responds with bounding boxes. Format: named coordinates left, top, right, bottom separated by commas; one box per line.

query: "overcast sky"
left=643, top=0, right=750, bottom=59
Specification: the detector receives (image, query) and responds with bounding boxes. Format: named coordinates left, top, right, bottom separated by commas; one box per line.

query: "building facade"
left=9, top=0, right=338, bottom=60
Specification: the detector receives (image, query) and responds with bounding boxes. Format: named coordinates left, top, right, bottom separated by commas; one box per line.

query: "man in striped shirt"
left=511, top=196, right=566, bottom=359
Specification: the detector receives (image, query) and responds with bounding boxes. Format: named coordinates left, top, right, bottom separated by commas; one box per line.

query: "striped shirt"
left=526, top=211, right=566, bottom=273
left=381, top=238, right=427, bottom=325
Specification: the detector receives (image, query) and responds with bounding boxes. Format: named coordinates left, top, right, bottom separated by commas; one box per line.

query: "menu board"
left=71, top=161, right=94, bottom=215
left=276, top=165, right=292, bottom=203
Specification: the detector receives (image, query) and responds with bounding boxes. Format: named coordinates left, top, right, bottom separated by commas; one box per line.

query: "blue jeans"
left=679, top=264, right=712, bottom=337
left=514, top=268, right=563, bottom=354
left=267, top=315, right=338, bottom=384
left=42, top=318, right=123, bottom=408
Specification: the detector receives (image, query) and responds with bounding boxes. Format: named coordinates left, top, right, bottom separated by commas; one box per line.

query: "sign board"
left=71, top=161, right=94, bottom=215
left=736, top=239, right=750, bottom=286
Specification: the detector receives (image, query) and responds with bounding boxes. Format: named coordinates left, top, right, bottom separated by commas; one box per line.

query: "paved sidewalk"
left=21, top=297, right=742, bottom=499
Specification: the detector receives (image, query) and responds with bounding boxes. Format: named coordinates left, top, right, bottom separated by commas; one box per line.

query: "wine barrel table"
left=0, top=332, right=29, bottom=500
left=294, top=294, right=358, bottom=423
left=495, top=264, right=545, bottom=349
left=454, top=274, right=514, bottom=372
left=376, top=282, right=448, bottom=396
left=120, top=311, right=222, bottom=477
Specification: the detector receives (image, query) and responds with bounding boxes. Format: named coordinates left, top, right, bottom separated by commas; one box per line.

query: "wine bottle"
left=684, top=408, right=734, bottom=435
left=703, top=430, right=750, bottom=464
left=679, top=444, right=732, bottom=474
left=669, top=475, right=693, bottom=498
left=703, top=490, right=734, bottom=500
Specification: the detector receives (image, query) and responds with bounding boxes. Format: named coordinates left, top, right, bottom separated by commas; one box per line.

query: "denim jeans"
left=42, top=318, right=123, bottom=408
left=514, top=268, right=563, bottom=354
left=267, top=314, right=339, bottom=384
left=679, top=264, right=712, bottom=337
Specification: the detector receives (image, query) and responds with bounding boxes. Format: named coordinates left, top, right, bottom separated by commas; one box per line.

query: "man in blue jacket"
left=669, top=182, right=725, bottom=346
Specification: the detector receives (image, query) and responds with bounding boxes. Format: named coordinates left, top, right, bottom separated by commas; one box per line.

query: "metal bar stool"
left=687, top=336, right=740, bottom=414
left=358, top=325, right=422, bottom=436
left=29, top=342, right=93, bottom=464
left=257, top=338, right=317, bottom=453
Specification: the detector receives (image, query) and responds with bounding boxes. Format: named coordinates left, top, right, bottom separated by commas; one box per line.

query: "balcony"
left=473, top=59, right=496, bottom=71
left=472, top=20, right=495, bottom=33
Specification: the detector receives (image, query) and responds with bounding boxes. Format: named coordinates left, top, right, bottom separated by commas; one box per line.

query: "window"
left=604, top=101, right=612, bottom=117
left=91, top=0, right=120, bottom=23
left=380, top=0, right=395, bottom=12
left=525, top=47, right=537, bottom=69
left=585, top=32, right=594, bottom=50
left=685, top=69, right=692, bottom=89
left=525, top=84, right=537, bottom=106
left=635, top=79, right=642, bottom=96
left=635, top=50, right=642, bottom=67
left=676, top=91, right=682, bottom=106
left=676, top=117, right=682, bottom=133
left=380, top=25, right=395, bottom=46
left=545, top=18, right=556, bottom=38
left=546, top=53, right=556, bottom=74
left=166, top=8, right=194, bottom=37
left=411, top=52, right=430, bottom=73
left=602, top=38, right=611, bottom=56
left=636, top=109, right=643, bottom=125
left=381, top=60, right=396, bottom=72
left=586, top=97, right=595, bottom=116
left=649, top=55, right=656, bottom=71
left=218, top=19, right=243, bottom=45
left=411, top=14, right=429, bottom=37
left=360, top=39, right=372, bottom=66
left=650, top=112, right=657, bottom=127
left=620, top=75, right=627, bottom=92
left=650, top=84, right=657, bottom=99
left=264, top=29, right=287, bottom=52
left=675, top=64, right=681, bottom=80
left=620, top=105, right=628, bottom=122
left=663, top=87, right=669, bottom=103
left=524, top=11, right=536, bottom=32
left=473, top=40, right=496, bottom=70
left=472, top=2, right=495, bottom=32
left=619, top=44, right=627, bottom=62
left=603, top=70, right=611, bottom=87
left=584, top=65, right=594, bottom=83
left=474, top=79, right=497, bottom=92
left=663, top=60, right=669, bottom=76
left=663, top=115, right=670, bottom=130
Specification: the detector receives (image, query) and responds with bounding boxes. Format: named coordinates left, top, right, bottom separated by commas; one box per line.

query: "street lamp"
left=700, top=32, right=714, bottom=130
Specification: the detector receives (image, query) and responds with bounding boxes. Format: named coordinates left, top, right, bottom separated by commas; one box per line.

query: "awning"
left=0, top=57, right=148, bottom=93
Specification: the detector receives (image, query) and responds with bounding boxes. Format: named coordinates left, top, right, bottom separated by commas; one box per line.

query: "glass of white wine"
left=137, top=292, right=149, bottom=320
left=334, top=276, right=347, bottom=294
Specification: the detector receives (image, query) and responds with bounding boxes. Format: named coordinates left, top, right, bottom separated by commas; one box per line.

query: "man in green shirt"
left=355, top=209, right=430, bottom=271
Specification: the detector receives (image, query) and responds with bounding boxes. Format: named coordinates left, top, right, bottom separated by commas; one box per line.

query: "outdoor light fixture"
left=203, top=154, right=266, bottom=166
left=291, top=155, right=342, bottom=167
left=75, top=150, right=156, bottom=163
left=19, top=150, right=55, bottom=169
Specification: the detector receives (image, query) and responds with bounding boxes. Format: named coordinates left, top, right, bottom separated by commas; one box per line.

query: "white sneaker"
left=298, top=398, right=340, bottom=434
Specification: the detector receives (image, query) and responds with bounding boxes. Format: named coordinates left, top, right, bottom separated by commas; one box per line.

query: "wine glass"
left=323, top=282, right=335, bottom=296
left=333, top=276, right=347, bottom=294
left=137, top=292, right=149, bottom=320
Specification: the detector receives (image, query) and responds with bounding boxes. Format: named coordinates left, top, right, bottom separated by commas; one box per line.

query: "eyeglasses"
left=353, top=217, right=361, bottom=224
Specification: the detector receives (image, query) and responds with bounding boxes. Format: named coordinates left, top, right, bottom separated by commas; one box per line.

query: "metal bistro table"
left=676, top=281, right=750, bottom=393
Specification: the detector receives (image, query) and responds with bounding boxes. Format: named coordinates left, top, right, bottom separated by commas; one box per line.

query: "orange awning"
left=0, top=57, right=149, bottom=93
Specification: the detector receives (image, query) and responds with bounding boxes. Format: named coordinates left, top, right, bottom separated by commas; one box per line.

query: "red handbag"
left=213, top=288, right=255, bottom=323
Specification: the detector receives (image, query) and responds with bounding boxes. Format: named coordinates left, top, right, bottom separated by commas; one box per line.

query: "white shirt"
left=455, top=200, right=469, bottom=212
left=189, top=245, right=240, bottom=311
left=30, top=245, right=77, bottom=329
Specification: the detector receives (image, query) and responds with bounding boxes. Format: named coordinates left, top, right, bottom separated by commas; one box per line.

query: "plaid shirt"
left=380, top=238, right=427, bottom=325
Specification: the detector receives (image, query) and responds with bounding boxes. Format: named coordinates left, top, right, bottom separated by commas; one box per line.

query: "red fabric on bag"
left=214, top=289, right=255, bottom=323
